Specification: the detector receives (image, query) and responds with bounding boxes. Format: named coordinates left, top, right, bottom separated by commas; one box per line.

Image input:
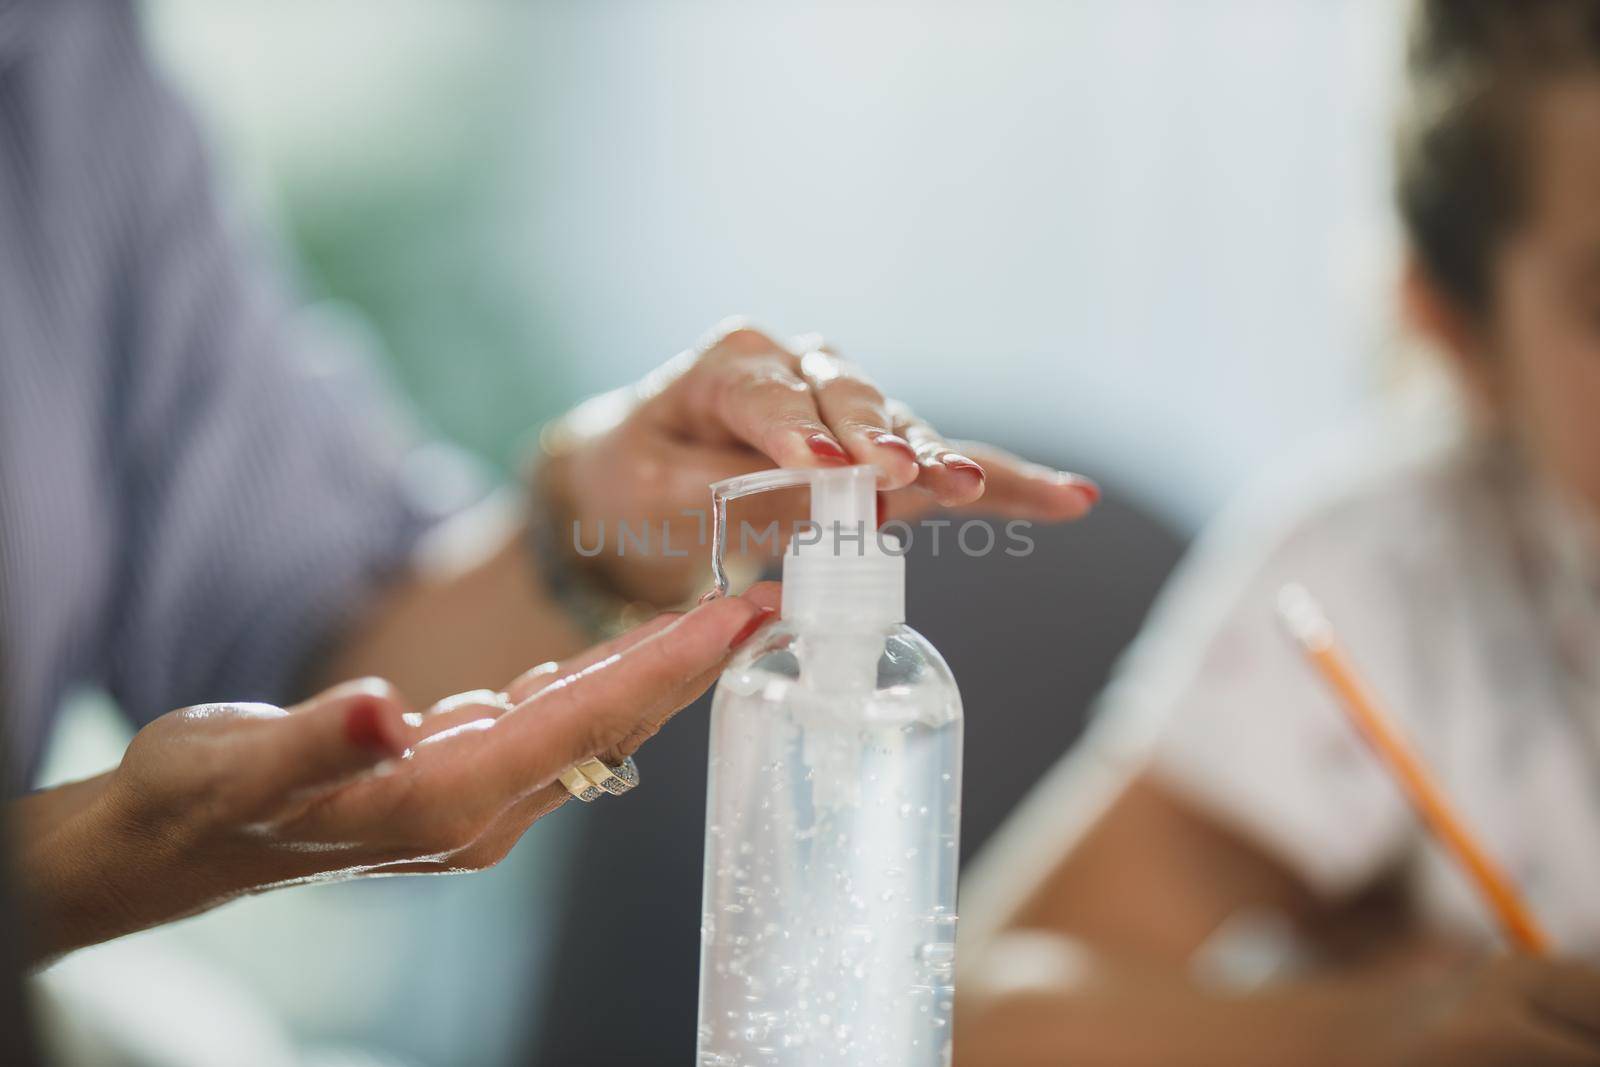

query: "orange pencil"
left=1275, top=583, right=1552, bottom=956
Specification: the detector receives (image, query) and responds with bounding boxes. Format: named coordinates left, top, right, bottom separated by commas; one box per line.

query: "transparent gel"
left=694, top=465, right=963, bottom=1067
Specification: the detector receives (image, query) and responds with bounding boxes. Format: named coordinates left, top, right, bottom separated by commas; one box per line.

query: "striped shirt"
left=0, top=0, right=439, bottom=786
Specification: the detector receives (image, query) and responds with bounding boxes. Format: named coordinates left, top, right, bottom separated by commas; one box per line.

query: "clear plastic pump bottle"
left=696, top=465, right=964, bottom=1066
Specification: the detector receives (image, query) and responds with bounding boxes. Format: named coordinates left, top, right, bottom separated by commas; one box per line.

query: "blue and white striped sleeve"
left=97, top=5, right=445, bottom=726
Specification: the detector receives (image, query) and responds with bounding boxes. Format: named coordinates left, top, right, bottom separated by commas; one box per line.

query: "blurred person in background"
left=957, top=2, right=1600, bottom=1064
left=0, top=0, right=1100, bottom=973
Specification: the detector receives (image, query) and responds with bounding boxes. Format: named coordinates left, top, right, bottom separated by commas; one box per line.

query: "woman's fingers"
left=933, top=441, right=1099, bottom=521
left=502, top=610, right=684, bottom=704
left=739, top=580, right=783, bottom=613
left=279, top=596, right=775, bottom=854
left=682, top=328, right=851, bottom=469
left=683, top=328, right=941, bottom=492
left=408, top=689, right=513, bottom=742
left=257, top=678, right=410, bottom=796
left=478, top=594, right=772, bottom=801
left=414, top=606, right=703, bottom=760
left=370, top=783, right=575, bottom=874
left=666, top=323, right=1096, bottom=523
left=889, top=401, right=988, bottom=507
left=392, top=609, right=777, bottom=874
left=797, top=348, right=919, bottom=489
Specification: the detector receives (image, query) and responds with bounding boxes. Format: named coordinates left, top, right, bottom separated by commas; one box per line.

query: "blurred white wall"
left=493, top=0, right=1406, bottom=526
left=150, top=0, right=1405, bottom=531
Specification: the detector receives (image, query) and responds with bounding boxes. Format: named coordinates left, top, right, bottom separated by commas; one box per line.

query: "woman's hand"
left=13, top=587, right=777, bottom=966
left=541, top=319, right=1100, bottom=604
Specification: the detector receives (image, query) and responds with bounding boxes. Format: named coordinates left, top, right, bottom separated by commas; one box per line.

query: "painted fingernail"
left=1055, top=472, right=1101, bottom=506
left=942, top=453, right=986, bottom=484
left=344, top=698, right=398, bottom=755
left=728, top=607, right=776, bottom=649
left=871, top=432, right=917, bottom=462
left=806, top=433, right=851, bottom=465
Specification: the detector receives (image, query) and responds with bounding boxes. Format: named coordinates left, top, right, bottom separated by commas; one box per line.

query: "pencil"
left=1275, top=583, right=1552, bottom=957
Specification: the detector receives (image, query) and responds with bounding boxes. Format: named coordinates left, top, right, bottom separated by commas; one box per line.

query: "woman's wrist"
left=13, top=778, right=131, bottom=964
left=12, top=775, right=219, bottom=965
left=524, top=449, right=671, bottom=638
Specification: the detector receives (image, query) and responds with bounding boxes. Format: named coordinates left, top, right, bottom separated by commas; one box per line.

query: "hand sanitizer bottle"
left=696, top=465, right=963, bottom=1066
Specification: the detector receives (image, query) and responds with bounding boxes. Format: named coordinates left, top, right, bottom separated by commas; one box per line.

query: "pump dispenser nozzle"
left=708, top=465, right=904, bottom=630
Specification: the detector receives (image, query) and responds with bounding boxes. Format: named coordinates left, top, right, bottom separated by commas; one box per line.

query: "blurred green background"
left=145, top=0, right=573, bottom=472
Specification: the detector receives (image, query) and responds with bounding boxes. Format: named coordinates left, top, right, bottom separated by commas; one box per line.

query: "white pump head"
left=709, top=465, right=905, bottom=630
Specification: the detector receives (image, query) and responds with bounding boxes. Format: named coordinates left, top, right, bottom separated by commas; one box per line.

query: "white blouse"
left=1119, top=394, right=1600, bottom=955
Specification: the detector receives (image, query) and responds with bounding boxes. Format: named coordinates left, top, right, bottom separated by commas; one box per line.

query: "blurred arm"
left=306, top=485, right=596, bottom=711
left=954, top=770, right=1600, bottom=1067
left=956, top=771, right=1383, bottom=1067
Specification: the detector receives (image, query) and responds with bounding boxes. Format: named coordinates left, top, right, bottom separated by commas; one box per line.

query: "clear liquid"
left=696, top=629, right=962, bottom=1066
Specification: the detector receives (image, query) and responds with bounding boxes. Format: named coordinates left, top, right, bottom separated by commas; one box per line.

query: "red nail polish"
left=806, top=433, right=851, bottom=465
left=728, top=607, right=776, bottom=649
left=942, top=454, right=986, bottom=482
left=871, top=432, right=917, bottom=462
left=344, top=698, right=396, bottom=755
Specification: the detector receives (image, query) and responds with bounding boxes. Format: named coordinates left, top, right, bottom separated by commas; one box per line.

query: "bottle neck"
left=780, top=541, right=905, bottom=631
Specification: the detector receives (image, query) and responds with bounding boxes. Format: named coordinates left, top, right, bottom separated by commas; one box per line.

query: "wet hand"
left=17, top=587, right=778, bottom=963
